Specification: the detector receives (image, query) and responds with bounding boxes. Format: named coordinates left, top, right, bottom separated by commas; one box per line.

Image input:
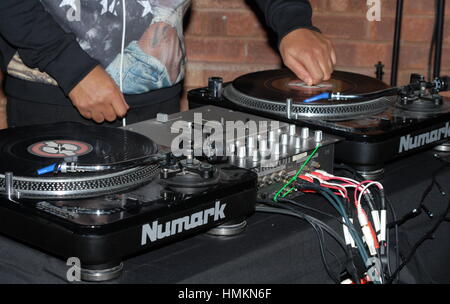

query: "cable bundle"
left=261, top=148, right=390, bottom=283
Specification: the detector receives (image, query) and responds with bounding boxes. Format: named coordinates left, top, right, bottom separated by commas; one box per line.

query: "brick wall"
left=183, top=0, right=450, bottom=106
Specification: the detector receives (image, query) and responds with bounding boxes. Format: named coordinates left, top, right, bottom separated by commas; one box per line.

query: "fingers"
left=329, top=41, right=337, bottom=66
left=284, top=56, right=313, bottom=85
left=280, top=29, right=337, bottom=85
left=287, top=52, right=324, bottom=86
left=91, top=112, right=105, bottom=124
left=69, top=66, right=131, bottom=124
left=112, top=93, right=129, bottom=118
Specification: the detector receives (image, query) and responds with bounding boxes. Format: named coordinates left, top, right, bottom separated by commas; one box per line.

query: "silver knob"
left=251, top=150, right=259, bottom=162
left=289, top=124, right=297, bottom=136
left=281, top=145, right=288, bottom=156
left=281, top=133, right=289, bottom=146
left=301, top=127, right=310, bottom=139
left=272, top=143, right=280, bottom=155
left=186, top=149, right=194, bottom=164
left=286, top=98, right=293, bottom=119
left=268, top=130, right=277, bottom=142
left=295, top=137, right=302, bottom=149
left=227, top=143, right=236, bottom=155
left=237, top=146, right=247, bottom=158
left=248, top=136, right=257, bottom=148
left=314, top=130, right=323, bottom=143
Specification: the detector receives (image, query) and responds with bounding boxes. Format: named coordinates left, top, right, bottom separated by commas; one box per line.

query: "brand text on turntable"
left=141, top=201, right=226, bottom=245
left=399, top=122, right=450, bottom=153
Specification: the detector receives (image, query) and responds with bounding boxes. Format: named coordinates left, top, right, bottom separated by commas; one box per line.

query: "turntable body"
left=189, top=69, right=450, bottom=177
left=0, top=123, right=257, bottom=281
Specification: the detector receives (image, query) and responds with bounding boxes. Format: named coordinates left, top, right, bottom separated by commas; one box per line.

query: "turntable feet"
left=80, top=262, right=123, bottom=282
left=434, top=141, right=450, bottom=152
left=206, top=219, right=247, bottom=237
left=356, top=168, right=385, bottom=180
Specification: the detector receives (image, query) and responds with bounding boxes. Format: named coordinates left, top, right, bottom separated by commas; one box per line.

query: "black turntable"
left=0, top=122, right=257, bottom=281
left=188, top=69, right=450, bottom=178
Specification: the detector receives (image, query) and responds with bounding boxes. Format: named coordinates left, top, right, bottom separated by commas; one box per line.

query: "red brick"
left=368, top=16, right=394, bottom=41
left=398, top=44, right=430, bottom=69
left=328, top=0, right=366, bottom=13
left=225, top=11, right=267, bottom=37
left=191, top=0, right=248, bottom=10
left=183, top=0, right=449, bottom=96
left=314, top=15, right=368, bottom=39
left=404, top=0, right=450, bottom=15
left=245, top=40, right=281, bottom=64
left=333, top=41, right=392, bottom=68
left=402, top=16, right=435, bottom=42
left=185, top=10, right=227, bottom=36
left=184, top=62, right=281, bottom=87
left=185, top=37, right=246, bottom=63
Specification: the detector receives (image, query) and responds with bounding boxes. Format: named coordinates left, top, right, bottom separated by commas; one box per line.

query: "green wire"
left=273, top=144, right=321, bottom=202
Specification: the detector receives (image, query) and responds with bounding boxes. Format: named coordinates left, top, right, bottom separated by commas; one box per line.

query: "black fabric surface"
left=0, top=150, right=449, bottom=284
left=6, top=89, right=181, bottom=128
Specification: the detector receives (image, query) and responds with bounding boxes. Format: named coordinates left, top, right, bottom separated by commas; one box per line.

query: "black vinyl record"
left=232, top=68, right=389, bottom=104
left=0, top=122, right=158, bottom=177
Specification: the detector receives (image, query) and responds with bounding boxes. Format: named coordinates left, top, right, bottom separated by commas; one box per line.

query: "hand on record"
left=69, top=65, right=129, bottom=123
left=280, top=28, right=336, bottom=86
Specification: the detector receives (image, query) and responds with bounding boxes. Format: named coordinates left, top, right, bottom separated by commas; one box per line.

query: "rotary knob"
left=208, top=77, right=223, bottom=98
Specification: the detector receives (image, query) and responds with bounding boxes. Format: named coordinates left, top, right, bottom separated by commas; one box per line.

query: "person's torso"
left=7, top=0, right=190, bottom=94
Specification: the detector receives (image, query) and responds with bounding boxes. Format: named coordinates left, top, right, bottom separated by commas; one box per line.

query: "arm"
left=0, top=1, right=128, bottom=123
left=253, top=0, right=336, bottom=85
left=0, top=70, right=7, bottom=129
left=0, top=1, right=97, bottom=95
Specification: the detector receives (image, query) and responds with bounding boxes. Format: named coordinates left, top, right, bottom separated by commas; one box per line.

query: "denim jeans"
left=106, top=41, right=172, bottom=95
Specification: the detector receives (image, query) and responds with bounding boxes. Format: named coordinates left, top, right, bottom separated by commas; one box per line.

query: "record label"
left=27, top=140, right=93, bottom=158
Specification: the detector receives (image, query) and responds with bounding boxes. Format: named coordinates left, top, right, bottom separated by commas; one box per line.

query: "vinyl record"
left=0, top=122, right=157, bottom=177
left=0, top=122, right=160, bottom=199
left=223, top=68, right=393, bottom=120
left=232, top=68, right=389, bottom=103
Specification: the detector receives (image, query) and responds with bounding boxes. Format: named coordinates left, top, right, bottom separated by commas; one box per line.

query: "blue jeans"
left=106, top=41, right=172, bottom=94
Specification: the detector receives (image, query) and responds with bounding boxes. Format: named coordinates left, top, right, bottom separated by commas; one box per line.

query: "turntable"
left=188, top=69, right=450, bottom=178
left=0, top=122, right=257, bottom=281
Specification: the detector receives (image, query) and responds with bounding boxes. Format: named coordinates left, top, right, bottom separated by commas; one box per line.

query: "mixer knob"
left=268, top=130, right=277, bottom=142
left=208, top=77, right=223, bottom=98
left=251, top=150, right=259, bottom=162
left=227, top=143, right=236, bottom=155
left=281, top=133, right=289, bottom=146
left=272, top=143, right=280, bottom=156
left=314, top=130, right=323, bottom=143
left=295, top=137, right=302, bottom=149
left=301, top=127, right=310, bottom=139
left=237, top=146, right=247, bottom=159
left=248, top=136, right=257, bottom=148
left=289, top=124, right=297, bottom=136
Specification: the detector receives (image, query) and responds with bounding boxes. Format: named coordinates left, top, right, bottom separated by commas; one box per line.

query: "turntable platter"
left=224, top=68, right=393, bottom=120
left=0, top=122, right=160, bottom=199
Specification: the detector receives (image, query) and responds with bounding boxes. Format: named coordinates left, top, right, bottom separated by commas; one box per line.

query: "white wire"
left=357, top=182, right=383, bottom=207
left=120, top=0, right=127, bottom=127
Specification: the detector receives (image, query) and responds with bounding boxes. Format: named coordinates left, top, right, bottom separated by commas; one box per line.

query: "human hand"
left=69, top=65, right=129, bottom=123
left=279, top=28, right=336, bottom=86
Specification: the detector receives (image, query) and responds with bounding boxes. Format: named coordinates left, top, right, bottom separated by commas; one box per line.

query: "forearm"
left=252, top=0, right=319, bottom=43
left=0, top=0, right=98, bottom=95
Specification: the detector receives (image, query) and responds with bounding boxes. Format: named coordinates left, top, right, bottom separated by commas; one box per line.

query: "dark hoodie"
left=0, top=0, right=318, bottom=106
